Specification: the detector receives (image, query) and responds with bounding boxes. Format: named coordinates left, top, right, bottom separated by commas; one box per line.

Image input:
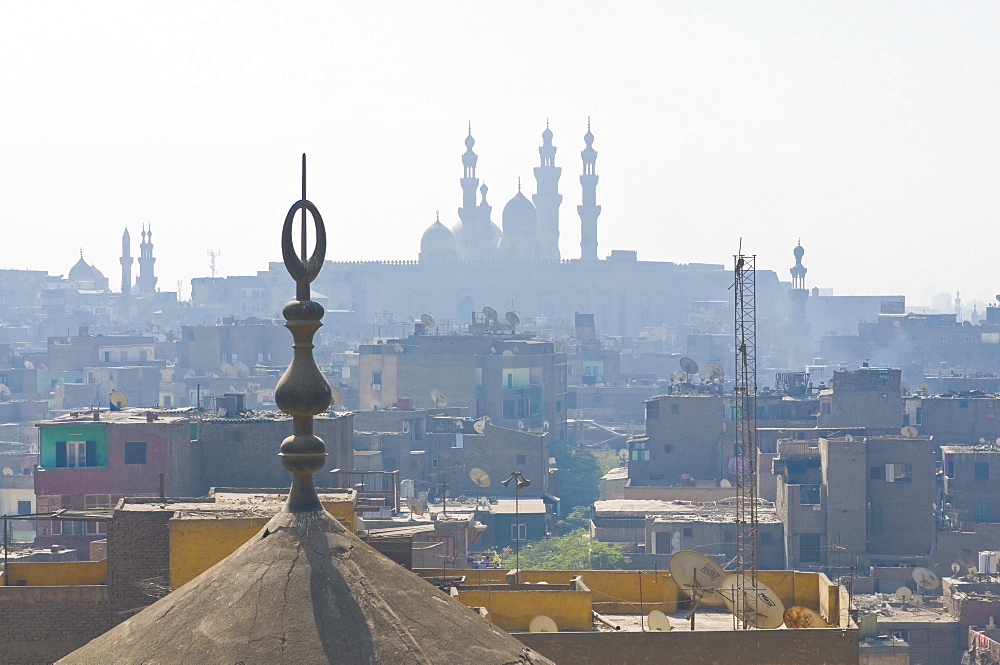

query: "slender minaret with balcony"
left=135, top=225, right=158, bottom=294
left=532, top=121, right=563, bottom=261
left=456, top=125, right=481, bottom=260
left=577, top=120, right=601, bottom=261
left=119, top=228, right=133, bottom=295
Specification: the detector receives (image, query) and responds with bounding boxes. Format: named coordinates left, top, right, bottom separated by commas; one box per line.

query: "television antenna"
left=647, top=610, right=673, bottom=631
left=669, top=550, right=727, bottom=607
left=109, top=390, right=129, bottom=409
left=430, top=389, right=448, bottom=407
left=782, top=606, right=828, bottom=628
left=528, top=616, right=558, bottom=633
left=720, top=573, right=785, bottom=629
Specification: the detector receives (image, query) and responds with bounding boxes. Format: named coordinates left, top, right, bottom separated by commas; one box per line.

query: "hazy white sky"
left=2, top=2, right=997, bottom=308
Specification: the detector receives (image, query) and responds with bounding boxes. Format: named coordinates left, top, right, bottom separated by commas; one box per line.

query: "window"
left=868, top=504, right=882, bottom=533
left=799, top=534, right=821, bottom=563
left=670, top=403, right=679, bottom=414
left=799, top=485, right=821, bottom=505
left=511, top=523, right=527, bottom=541
left=960, top=400, right=969, bottom=409
left=371, top=371, right=381, bottom=392
left=516, top=454, right=527, bottom=465
left=822, top=403, right=831, bottom=414
left=884, top=463, right=912, bottom=482
left=225, top=430, right=242, bottom=444
left=974, top=503, right=990, bottom=521
left=870, top=466, right=882, bottom=480
left=17, top=500, right=31, bottom=515
left=556, top=400, right=562, bottom=413
left=431, top=458, right=438, bottom=469
left=975, top=462, right=990, bottom=481
left=124, top=442, right=147, bottom=464
left=645, top=401, right=659, bottom=420
left=55, top=441, right=97, bottom=468
left=682, top=527, right=693, bottom=537
left=878, top=393, right=889, bottom=404
left=663, top=444, right=674, bottom=453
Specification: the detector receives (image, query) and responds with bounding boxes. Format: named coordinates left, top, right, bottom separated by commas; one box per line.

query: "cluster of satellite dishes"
left=893, top=567, right=940, bottom=605
left=218, top=361, right=251, bottom=378
left=670, top=358, right=725, bottom=395
left=481, top=306, right=520, bottom=333
left=667, top=550, right=829, bottom=629
left=899, top=381, right=931, bottom=396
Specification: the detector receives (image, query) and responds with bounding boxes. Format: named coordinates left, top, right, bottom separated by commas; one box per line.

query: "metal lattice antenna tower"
left=734, top=251, right=758, bottom=628
left=207, top=249, right=221, bottom=279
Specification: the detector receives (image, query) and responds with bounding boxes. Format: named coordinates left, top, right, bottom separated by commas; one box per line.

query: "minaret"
left=457, top=125, right=481, bottom=260
left=786, top=240, right=811, bottom=369
left=119, top=228, right=133, bottom=296
left=532, top=121, right=562, bottom=261
left=135, top=225, right=158, bottom=294
left=577, top=119, right=601, bottom=261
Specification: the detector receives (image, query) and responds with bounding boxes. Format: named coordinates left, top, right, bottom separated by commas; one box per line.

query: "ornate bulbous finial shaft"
left=274, top=154, right=332, bottom=513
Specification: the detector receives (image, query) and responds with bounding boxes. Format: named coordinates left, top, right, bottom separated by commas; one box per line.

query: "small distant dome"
left=793, top=243, right=805, bottom=260
left=584, top=127, right=594, bottom=147
left=69, top=254, right=107, bottom=285
left=542, top=125, right=553, bottom=142
left=419, top=213, right=457, bottom=263
left=465, top=132, right=475, bottom=149
left=502, top=191, right=537, bottom=236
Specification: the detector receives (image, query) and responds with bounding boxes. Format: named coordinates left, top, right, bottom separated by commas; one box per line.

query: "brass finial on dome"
left=274, top=153, right=333, bottom=513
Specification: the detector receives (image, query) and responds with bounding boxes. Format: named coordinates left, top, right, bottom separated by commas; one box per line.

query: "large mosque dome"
left=68, top=253, right=109, bottom=290
left=501, top=190, right=537, bottom=236
left=419, top=213, right=457, bottom=263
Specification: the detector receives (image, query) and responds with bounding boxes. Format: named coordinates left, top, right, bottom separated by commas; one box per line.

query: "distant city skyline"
left=2, top=2, right=997, bottom=309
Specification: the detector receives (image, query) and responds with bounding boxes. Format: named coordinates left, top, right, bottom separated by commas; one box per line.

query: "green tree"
left=502, top=529, right=629, bottom=570
left=549, top=439, right=602, bottom=513
left=555, top=505, right=592, bottom=536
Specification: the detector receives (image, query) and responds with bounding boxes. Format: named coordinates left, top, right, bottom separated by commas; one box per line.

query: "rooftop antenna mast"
left=208, top=249, right=221, bottom=279
left=733, top=245, right=758, bottom=629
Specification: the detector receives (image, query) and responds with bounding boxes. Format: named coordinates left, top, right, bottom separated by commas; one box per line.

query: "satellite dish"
left=502, top=349, right=514, bottom=356
left=109, top=390, right=129, bottom=409
left=912, top=567, right=940, bottom=589
left=505, top=311, right=520, bottom=330
left=705, top=361, right=725, bottom=381
left=393, top=344, right=404, bottom=353
left=528, top=616, right=558, bottom=633
left=482, top=306, right=498, bottom=323
left=330, top=386, right=343, bottom=406
left=431, top=389, right=448, bottom=407
left=911, top=594, right=924, bottom=605
left=1, top=467, right=12, bottom=476
left=900, top=381, right=911, bottom=394
left=234, top=360, right=250, bottom=377
left=370, top=399, right=381, bottom=410
left=221, top=362, right=237, bottom=378
left=900, top=426, right=919, bottom=438
left=618, top=449, right=629, bottom=461
left=894, top=587, right=913, bottom=602
left=542, top=420, right=550, bottom=431
left=473, top=417, right=488, bottom=434
left=420, top=313, right=436, bottom=329
left=951, top=562, right=962, bottom=574
left=406, top=499, right=425, bottom=518
left=918, top=382, right=930, bottom=393
left=469, top=467, right=492, bottom=488
left=183, top=369, right=196, bottom=379
left=518, top=420, right=526, bottom=430
left=669, top=551, right=727, bottom=606
left=844, top=434, right=854, bottom=442
left=647, top=610, right=672, bottom=631
left=0, top=384, right=10, bottom=398
left=680, top=357, right=699, bottom=375
left=24, top=360, right=34, bottom=369
left=719, top=479, right=732, bottom=488
left=720, top=574, right=785, bottom=629
left=672, top=371, right=688, bottom=383
left=782, top=606, right=829, bottom=629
